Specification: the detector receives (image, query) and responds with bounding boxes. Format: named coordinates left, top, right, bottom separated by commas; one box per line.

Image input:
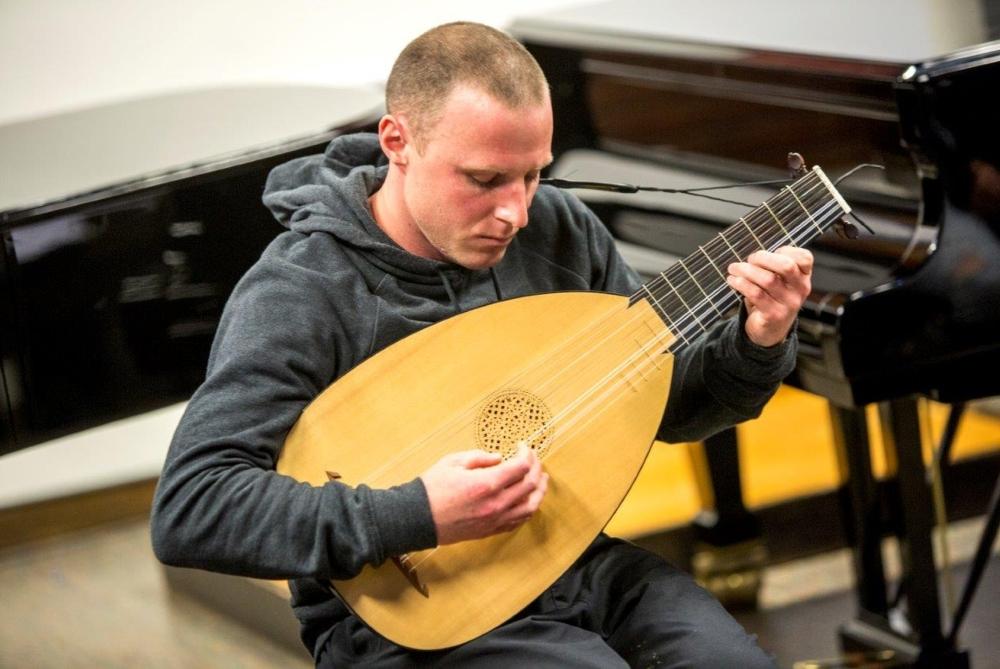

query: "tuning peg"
left=833, top=216, right=860, bottom=239
left=787, top=152, right=808, bottom=177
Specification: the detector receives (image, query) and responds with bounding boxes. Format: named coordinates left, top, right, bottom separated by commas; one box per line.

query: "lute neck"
left=628, top=166, right=851, bottom=353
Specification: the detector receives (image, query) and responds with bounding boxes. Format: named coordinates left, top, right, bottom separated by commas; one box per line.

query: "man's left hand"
left=726, top=246, right=813, bottom=348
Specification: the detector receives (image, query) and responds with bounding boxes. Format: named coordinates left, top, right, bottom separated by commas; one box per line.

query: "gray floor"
left=0, top=519, right=311, bottom=669
left=738, top=562, right=1000, bottom=669
left=1, top=516, right=996, bottom=668
left=742, top=516, right=1000, bottom=668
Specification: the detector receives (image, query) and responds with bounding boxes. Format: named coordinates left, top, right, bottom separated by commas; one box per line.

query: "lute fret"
left=762, top=202, right=795, bottom=244
left=660, top=273, right=706, bottom=332
left=785, top=185, right=827, bottom=236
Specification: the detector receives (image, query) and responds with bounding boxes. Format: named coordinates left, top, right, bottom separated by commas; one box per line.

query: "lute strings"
left=400, top=173, right=846, bottom=572
left=519, top=172, right=843, bottom=452
left=529, top=179, right=845, bottom=458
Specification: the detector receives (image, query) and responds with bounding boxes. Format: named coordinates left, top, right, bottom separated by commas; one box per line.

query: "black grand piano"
left=0, top=86, right=382, bottom=455
left=511, top=2, right=1000, bottom=666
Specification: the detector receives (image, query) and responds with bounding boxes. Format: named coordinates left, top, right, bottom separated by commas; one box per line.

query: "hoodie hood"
left=262, top=132, right=469, bottom=287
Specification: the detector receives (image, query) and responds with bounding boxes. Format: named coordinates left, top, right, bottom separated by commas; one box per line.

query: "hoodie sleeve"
left=150, top=235, right=438, bottom=580
left=656, top=309, right=796, bottom=443
left=572, top=194, right=797, bottom=443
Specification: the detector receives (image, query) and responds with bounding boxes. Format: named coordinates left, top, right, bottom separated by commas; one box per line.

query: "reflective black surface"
left=0, top=87, right=381, bottom=455
left=3, top=173, right=283, bottom=449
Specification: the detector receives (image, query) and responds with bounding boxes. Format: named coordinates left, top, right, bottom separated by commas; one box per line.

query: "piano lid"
left=509, top=2, right=998, bottom=208
left=510, top=0, right=994, bottom=75
left=0, top=85, right=384, bottom=225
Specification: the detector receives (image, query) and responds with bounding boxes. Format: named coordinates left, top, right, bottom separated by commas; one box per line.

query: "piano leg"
left=830, top=404, right=889, bottom=618
left=690, top=427, right=766, bottom=610
left=836, top=397, right=971, bottom=668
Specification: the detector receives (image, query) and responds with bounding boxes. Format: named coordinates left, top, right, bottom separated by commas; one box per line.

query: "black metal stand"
left=830, top=404, right=889, bottom=618
left=833, top=397, right=972, bottom=668
left=947, top=444, right=1000, bottom=648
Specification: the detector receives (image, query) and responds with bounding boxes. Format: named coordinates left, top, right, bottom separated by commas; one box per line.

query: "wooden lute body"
left=276, top=165, right=851, bottom=649
left=280, top=292, right=672, bottom=649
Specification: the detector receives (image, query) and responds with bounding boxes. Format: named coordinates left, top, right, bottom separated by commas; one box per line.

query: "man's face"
left=398, top=85, right=553, bottom=270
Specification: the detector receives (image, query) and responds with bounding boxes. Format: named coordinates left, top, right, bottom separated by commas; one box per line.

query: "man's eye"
left=469, top=174, right=499, bottom=188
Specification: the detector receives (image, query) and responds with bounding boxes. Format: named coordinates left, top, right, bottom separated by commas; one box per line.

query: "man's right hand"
left=419, top=444, right=549, bottom=545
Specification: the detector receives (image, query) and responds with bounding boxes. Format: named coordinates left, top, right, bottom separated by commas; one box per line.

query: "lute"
left=276, top=164, right=851, bottom=649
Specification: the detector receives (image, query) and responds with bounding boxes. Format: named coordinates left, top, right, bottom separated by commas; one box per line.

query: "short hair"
left=386, top=22, right=549, bottom=143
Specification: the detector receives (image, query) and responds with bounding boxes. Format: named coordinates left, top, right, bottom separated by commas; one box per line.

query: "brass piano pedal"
left=691, top=537, right=767, bottom=611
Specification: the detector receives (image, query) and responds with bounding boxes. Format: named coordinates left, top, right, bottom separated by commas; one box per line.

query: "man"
left=152, top=21, right=812, bottom=668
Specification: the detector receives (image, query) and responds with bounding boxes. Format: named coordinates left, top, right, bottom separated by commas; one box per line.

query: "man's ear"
left=377, top=114, right=414, bottom=167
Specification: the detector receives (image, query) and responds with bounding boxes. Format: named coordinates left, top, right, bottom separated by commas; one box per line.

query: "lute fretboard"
left=628, top=166, right=851, bottom=352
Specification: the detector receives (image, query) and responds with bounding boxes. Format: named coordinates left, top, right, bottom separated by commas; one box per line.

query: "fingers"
left=475, top=445, right=548, bottom=528
left=451, top=450, right=504, bottom=472
left=424, top=444, right=548, bottom=544
left=733, top=247, right=813, bottom=276
left=498, top=447, right=544, bottom=502
left=748, top=245, right=813, bottom=271
left=449, top=445, right=540, bottom=496
left=727, top=248, right=811, bottom=303
left=729, top=248, right=806, bottom=284
left=493, top=454, right=548, bottom=530
left=777, top=246, right=814, bottom=275
left=727, top=247, right=813, bottom=347
left=478, top=443, right=534, bottom=487
left=500, top=471, right=550, bottom=530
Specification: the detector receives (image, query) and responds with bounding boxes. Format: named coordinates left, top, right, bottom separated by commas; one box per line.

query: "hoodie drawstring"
left=436, top=268, right=461, bottom=315
left=436, top=267, right=505, bottom=316
left=489, top=267, right=504, bottom=302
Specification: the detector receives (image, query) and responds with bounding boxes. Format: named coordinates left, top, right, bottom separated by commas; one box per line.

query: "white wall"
left=0, top=0, right=584, bottom=126
left=3, top=0, right=990, bottom=128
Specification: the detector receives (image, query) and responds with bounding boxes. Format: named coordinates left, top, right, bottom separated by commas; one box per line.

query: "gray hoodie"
left=150, top=133, right=795, bottom=654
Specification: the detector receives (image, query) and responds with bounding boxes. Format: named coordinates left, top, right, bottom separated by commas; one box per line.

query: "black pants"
left=316, top=535, right=776, bottom=668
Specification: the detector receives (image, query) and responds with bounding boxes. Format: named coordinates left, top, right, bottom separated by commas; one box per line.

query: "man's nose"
left=495, top=180, right=530, bottom=230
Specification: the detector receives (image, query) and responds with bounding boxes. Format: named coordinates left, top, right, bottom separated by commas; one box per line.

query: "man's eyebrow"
left=463, top=157, right=554, bottom=174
